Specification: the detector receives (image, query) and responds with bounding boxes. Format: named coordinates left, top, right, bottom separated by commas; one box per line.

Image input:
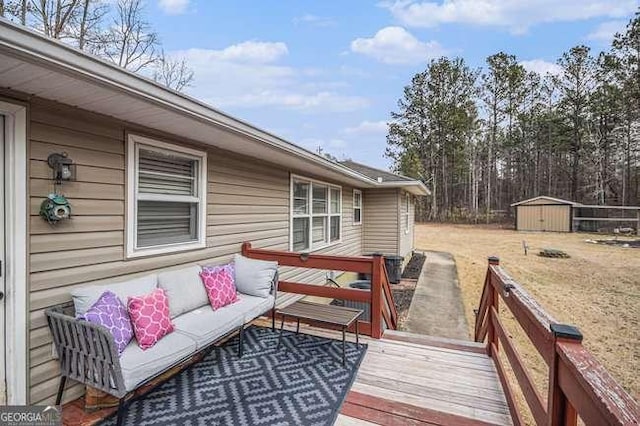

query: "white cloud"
left=201, top=41, right=289, bottom=64
left=520, top=59, right=563, bottom=76
left=344, top=120, right=388, bottom=135
left=178, top=42, right=369, bottom=112
left=293, top=14, right=336, bottom=27
left=158, top=0, right=189, bottom=15
left=218, top=91, right=369, bottom=112
left=350, top=26, right=445, bottom=65
left=587, top=20, right=627, bottom=44
left=381, top=0, right=637, bottom=33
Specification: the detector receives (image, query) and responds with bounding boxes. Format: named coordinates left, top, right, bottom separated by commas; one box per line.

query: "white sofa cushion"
left=71, top=274, right=157, bottom=317
left=157, top=265, right=209, bottom=318
left=173, top=293, right=274, bottom=349
left=233, top=254, right=277, bottom=298
left=119, top=331, right=197, bottom=391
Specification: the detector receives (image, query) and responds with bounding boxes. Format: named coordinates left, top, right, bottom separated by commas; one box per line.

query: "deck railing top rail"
left=475, top=257, right=639, bottom=426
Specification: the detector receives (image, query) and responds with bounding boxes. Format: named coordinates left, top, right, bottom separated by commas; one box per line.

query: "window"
left=291, top=176, right=341, bottom=252
left=127, top=135, right=207, bottom=257
left=353, top=189, right=362, bottom=225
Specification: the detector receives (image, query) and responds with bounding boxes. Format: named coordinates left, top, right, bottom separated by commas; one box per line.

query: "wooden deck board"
left=277, top=322, right=512, bottom=425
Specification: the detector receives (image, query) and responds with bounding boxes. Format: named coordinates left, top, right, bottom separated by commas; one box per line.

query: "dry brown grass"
left=414, top=223, right=640, bottom=402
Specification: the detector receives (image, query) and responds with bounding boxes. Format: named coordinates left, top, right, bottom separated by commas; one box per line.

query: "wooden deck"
left=281, top=322, right=513, bottom=426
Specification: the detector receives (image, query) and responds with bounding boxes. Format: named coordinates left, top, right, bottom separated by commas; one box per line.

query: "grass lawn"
left=414, top=223, right=639, bottom=402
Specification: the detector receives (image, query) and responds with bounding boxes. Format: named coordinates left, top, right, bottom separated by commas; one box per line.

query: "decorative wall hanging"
left=40, top=152, right=75, bottom=224
left=40, top=193, right=71, bottom=224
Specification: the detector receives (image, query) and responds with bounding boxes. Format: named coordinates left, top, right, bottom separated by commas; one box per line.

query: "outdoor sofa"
left=45, top=255, right=278, bottom=426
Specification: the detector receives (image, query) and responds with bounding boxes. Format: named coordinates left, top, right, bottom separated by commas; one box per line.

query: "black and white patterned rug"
left=104, top=326, right=367, bottom=426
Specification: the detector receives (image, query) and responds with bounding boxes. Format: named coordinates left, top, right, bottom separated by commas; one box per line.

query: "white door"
left=0, top=114, right=6, bottom=405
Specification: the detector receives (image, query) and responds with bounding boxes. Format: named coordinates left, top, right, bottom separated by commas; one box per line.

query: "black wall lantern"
left=47, top=152, right=75, bottom=184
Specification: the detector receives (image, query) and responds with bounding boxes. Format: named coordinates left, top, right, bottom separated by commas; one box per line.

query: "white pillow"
left=157, top=265, right=209, bottom=318
left=71, top=274, right=157, bottom=317
left=233, top=254, right=277, bottom=298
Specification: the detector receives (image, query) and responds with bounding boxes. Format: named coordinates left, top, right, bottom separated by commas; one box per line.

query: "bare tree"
left=152, top=50, right=194, bottom=91
left=29, top=0, right=82, bottom=39
left=99, top=0, right=159, bottom=72
left=1, top=0, right=27, bottom=23
left=76, top=0, right=107, bottom=51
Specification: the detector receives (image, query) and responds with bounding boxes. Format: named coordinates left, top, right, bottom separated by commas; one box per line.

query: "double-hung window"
left=127, top=135, right=207, bottom=257
left=353, top=189, right=362, bottom=225
left=291, top=176, right=341, bottom=252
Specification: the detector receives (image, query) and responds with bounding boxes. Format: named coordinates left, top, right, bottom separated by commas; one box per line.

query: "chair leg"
left=271, top=309, right=276, bottom=331
left=238, top=326, right=245, bottom=358
left=116, top=396, right=129, bottom=426
left=116, top=398, right=127, bottom=426
left=55, top=376, right=67, bottom=406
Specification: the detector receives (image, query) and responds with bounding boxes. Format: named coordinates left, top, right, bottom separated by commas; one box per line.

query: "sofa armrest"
left=45, top=305, right=127, bottom=398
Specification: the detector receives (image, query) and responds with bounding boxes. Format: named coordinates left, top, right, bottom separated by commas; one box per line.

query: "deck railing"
left=475, top=257, right=639, bottom=426
left=241, top=242, right=397, bottom=338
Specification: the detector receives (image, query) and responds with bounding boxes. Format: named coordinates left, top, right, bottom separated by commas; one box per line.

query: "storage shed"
left=511, top=196, right=577, bottom=232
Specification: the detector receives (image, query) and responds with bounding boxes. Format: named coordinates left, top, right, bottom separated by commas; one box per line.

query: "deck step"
left=383, top=329, right=486, bottom=354
left=343, top=391, right=499, bottom=426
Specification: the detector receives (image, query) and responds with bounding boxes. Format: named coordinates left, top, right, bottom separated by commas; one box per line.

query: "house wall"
left=362, top=188, right=399, bottom=255
left=398, top=190, right=415, bottom=258
left=26, top=99, right=363, bottom=405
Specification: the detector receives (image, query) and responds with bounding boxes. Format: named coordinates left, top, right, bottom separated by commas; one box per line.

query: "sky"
left=146, top=0, right=637, bottom=170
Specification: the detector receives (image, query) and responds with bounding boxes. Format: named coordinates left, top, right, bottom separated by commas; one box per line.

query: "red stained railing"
left=475, top=257, right=639, bottom=426
left=241, top=242, right=397, bottom=338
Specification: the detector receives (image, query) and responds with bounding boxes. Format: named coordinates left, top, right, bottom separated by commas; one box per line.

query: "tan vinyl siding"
left=362, top=188, right=399, bottom=255
left=26, top=102, right=363, bottom=405
left=398, top=191, right=415, bottom=258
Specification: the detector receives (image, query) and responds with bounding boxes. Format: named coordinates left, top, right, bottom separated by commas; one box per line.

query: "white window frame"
left=127, top=134, right=207, bottom=258
left=353, top=189, right=363, bottom=225
left=1, top=100, right=28, bottom=404
left=290, top=174, right=342, bottom=252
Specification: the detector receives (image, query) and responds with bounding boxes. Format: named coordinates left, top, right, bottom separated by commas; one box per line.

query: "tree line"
left=0, top=0, right=194, bottom=90
left=387, top=12, right=640, bottom=222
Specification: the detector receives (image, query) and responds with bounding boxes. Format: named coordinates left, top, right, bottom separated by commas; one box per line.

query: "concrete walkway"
left=403, top=251, right=470, bottom=340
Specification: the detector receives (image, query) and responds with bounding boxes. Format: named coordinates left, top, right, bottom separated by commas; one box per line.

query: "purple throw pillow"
left=202, top=262, right=234, bottom=278
left=80, top=291, right=134, bottom=355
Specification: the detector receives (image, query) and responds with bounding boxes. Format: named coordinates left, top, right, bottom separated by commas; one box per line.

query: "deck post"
left=548, top=324, right=582, bottom=426
left=370, top=254, right=383, bottom=339
left=486, top=256, right=500, bottom=357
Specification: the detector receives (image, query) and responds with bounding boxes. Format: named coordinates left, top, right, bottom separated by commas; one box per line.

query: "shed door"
left=541, top=205, right=569, bottom=232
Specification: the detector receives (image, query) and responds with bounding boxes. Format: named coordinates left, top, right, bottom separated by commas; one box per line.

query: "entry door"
left=0, top=114, right=5, bottom=405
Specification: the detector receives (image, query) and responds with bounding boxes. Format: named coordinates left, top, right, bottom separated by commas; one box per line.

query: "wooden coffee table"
left=275, top=300, right=363, bottom=365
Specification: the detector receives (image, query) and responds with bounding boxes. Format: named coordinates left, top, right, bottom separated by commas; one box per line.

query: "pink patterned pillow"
left=127, top=288, right=174, bottom=350
left=200, top=267, right=238, bottom=310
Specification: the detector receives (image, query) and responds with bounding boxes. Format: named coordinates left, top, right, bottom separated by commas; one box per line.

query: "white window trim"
left=126, top=134, right=207, bottom=258
left=1, top=100, right=28, bottom=404
left=404, top=193, right=410, bottom=234
left=290, top=174, right=342, bottom=252
left=353, top=189, right=363, bottom=225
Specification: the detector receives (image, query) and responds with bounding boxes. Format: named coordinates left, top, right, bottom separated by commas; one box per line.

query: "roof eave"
left=376, top=181, right=430, bottom=196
